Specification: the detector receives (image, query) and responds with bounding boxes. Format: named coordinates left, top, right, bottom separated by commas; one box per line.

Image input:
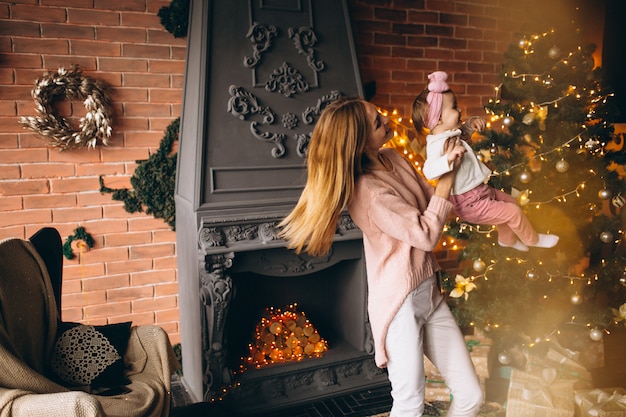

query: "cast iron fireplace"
left=175, top=1, right=387, bottom=414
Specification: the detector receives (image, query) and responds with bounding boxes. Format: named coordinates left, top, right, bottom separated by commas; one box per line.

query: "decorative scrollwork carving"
left=227, top=85, right=287, bottom=158
left=199, top=227, right=225, bottom=249
left=244, top=22, right=278, bottom=68
left=293, top=132, right=311, bottom=158
left=225, top=224, right=258, bottom=242
left=258, top=222, right=278, bottom=243
left=302, top=90, right=342, bottom=124
left=337, top=214, right=358, bottom=234
left=265, top=62, right=309, bottom=97
left=288, top=26, right=325, bottom=73
left=281, top=112, right=298, bottom=129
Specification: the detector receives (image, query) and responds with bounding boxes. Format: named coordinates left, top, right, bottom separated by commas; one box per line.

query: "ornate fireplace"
left=175, top=0, right=387, bottom=414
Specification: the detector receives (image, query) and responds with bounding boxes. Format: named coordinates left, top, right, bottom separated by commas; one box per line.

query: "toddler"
left=411, top=71, right=558, bottom=251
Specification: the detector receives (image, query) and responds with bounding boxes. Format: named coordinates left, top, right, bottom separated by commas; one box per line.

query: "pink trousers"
left=450, top=183, right=538, bottom=246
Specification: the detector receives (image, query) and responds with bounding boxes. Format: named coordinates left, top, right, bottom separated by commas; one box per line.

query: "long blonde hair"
left=278, top=97, right=371, bottom=256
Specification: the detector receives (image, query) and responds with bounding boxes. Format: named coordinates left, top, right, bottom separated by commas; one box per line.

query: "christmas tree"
left=440, top=26, right=626, bottom=362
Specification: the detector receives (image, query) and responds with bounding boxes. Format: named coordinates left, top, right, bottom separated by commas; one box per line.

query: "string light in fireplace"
left=242, top=303, right=328, bottom=369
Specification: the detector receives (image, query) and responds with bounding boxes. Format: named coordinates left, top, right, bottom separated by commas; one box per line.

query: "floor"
left=170, top=379, right=394, bottom=417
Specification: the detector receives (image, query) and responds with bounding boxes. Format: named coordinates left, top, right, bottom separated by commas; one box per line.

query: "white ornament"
left=589, top=328, right=603, bottom=341
left=570, top=293, right=583, bottom=305
left=518, top=171, right=532, bottom=184
left=473, top=259, right=486, bottom=272
left=503, top=116, right=514, bottom=127
left=555, top=159, right=569, bottom=173
left=598, top=188, right=612, bottom=200
left=548, top=46, right=561, bottom=59
left=600, top=231, right=614, bottom=243
left=498, top=351, right=511, bottom=365
left=612, top=194, right=625, bottom=208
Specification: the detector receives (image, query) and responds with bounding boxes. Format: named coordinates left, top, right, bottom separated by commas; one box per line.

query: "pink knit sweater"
left=347, top=148, right=454, bottom=368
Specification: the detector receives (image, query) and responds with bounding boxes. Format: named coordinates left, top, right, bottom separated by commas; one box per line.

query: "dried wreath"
left=19, top=66, right=113, bottom=150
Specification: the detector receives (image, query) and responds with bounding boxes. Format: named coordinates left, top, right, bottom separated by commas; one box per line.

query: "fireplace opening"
left=224, top=246, right=371, bottom=376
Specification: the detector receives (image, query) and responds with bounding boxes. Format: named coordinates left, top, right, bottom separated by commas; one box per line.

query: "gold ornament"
left=555, top=159, right=569, bottom=173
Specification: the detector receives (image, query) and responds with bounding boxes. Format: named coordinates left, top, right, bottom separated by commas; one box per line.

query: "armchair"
left=0, top=227, right=179, bottom=417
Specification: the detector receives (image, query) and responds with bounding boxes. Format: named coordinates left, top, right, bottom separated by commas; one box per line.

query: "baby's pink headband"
left=425, top=71, right=450, bottom=130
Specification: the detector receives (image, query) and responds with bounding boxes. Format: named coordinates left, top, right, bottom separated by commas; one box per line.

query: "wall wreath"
left=19, top=65, right=113, bottom=151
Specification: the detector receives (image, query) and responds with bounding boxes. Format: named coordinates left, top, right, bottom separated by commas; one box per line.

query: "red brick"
left=130, top=243, right=175, bottom=259
left=0, top=179, right=49, bottom=195
left=131, top=295, right=176, bottom=313
left=120, top=12, right=162, bottom=29
left=0, top=165, right=20, bottom=179
left=97, top=27, right=146, bottom=43
left=43, top=56, right=98, bottom=71
left=12, top=4, right=67, bottom=23
left=154, top=282, right=178, bottom=297
left=122, top=44, right=171, bottom=60
left=94, top=0, right=146, bottom=12
left=61, top=307, right=84, bottom=322
left=131, top=269, right=176, bottom=286
left=82, top=273, right=130, bottom=292
left=49, top=176, right=100, bottom=193
left=149, top=59, right=186, bottom=74
left=53, top=206, right=103, bottom=222
left=62, top=290, right=106, bottom=308
left=0, top=21, right=40, bottom=36
left=99, top=57, right=148, bottom=73
left=24, top=194, right=76, bottom=209
left=155, top=307, right=180, bottom=323
left=67, top=9, right=121, bottom=26
left=108, top=311, right=155, bottom=326
left=42, top=23, right=96, bottom=40
left=84, top=301, right=132, bottom=319
left=154, top=255, right=176, bottom=269
left=101, top=146, right=150, bottom=162
left=107, top=258, right=153, bottom=274
left=0, top=208, right=52, bottom=226
left=0, top=195, right=23, bottom=211
left=22, top=162, right=76, bottom=178
left=0, top=226, right=25, bottom=240
left=63, top=262, right=106, bottom=280
left=148, top=88, right=182, bottom=103
left=107, top=285, right=154, bottom=302
left=105, top=230, right=152, bottom=246
left=70, top=39, right=121, bottom=57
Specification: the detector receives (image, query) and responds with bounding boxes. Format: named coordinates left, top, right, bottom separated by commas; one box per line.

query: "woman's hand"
left=435, top=136, right=465, bottom=198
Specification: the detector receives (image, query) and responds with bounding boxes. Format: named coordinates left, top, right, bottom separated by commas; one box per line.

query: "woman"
left=279, top=97, right=483, bottom=417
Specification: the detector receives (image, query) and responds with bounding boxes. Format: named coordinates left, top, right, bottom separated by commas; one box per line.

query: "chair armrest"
left=1, top=388, right=104, bottom=417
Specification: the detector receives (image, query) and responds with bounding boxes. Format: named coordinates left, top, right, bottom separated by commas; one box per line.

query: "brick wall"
left=0, top=0, right=185, bottom=343
left=0, top=0, right=601, bottom=346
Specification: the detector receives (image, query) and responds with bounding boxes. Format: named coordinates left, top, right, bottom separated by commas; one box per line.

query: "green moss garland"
left=100, top=118, right=179, bottom=230
left=63, top=227, right=95, bottom=260
left=158, top=0, right=189, bottom=39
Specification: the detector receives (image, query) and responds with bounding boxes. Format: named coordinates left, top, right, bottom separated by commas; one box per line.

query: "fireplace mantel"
left=175, top=0, right=385, bottom=412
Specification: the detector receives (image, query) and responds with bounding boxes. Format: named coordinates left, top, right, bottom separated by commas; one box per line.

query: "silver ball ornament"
left=525, top=269, right=539, bottom=281
left=498, top=351, right=511, bottom=365
left=570, top=293, right=583, bottom=305
left=589, top=328, right=603, bottom=341
left=548, top=46, right=561, bottom=59
left=503, top=116, right=514, bottom=127
left=555, top=159, right=569, bottom=173
left=473, top=259, right=486, bottom=272
left=518, top=171, right=532, bottom=184
left=599, top=231, right=614, bottom=243
left=598, top=188, right=612, bottom=200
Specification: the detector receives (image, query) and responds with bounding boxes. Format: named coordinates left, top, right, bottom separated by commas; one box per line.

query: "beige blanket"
left=0, top=238, right=179, bottom=417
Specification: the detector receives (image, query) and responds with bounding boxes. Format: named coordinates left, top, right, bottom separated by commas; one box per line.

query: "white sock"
left=530, top=233, right=559, bottom=248
left=499, top=239, right=529, bottom=252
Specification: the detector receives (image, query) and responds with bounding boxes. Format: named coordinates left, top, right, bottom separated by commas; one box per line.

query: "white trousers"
left=386, top=276, right=483, bottom=417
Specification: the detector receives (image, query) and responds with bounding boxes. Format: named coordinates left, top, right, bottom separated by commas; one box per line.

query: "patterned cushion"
left=50, top=321, right=132, bottom=392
